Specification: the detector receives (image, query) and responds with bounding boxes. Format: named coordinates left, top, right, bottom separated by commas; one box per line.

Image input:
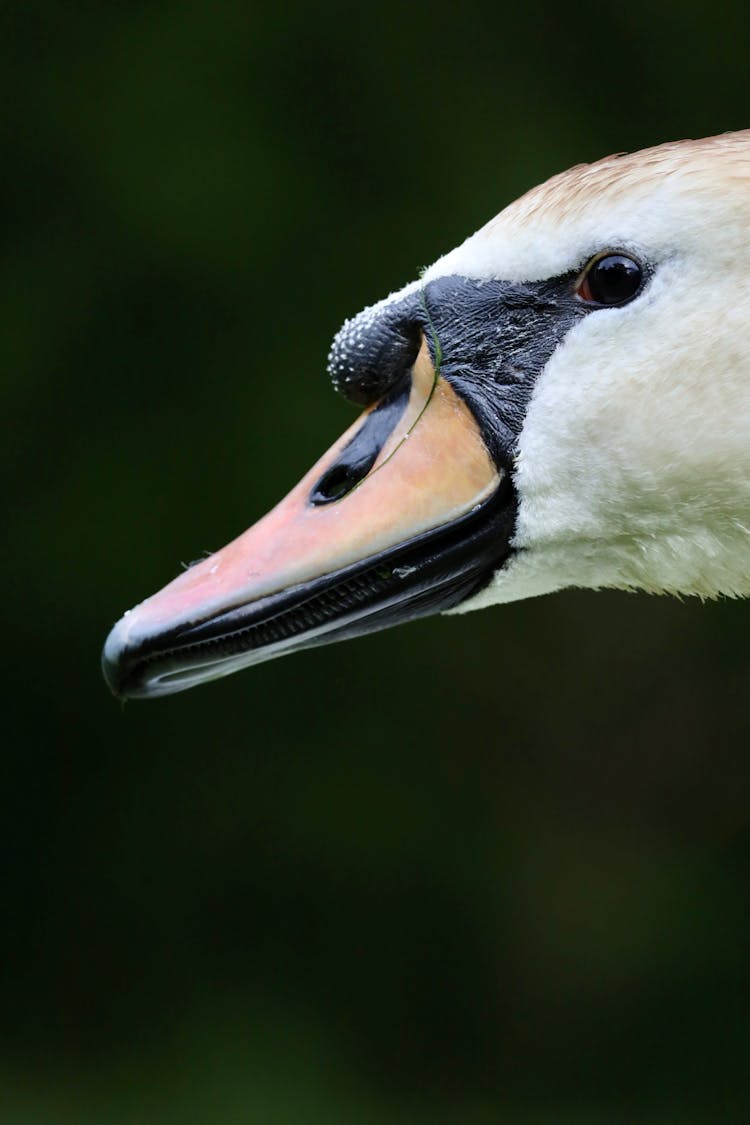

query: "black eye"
left=577, top=253, right=643, bottom=306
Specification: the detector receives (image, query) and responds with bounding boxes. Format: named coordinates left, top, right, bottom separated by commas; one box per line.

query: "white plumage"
left=427, top=131, right=750, bottom=604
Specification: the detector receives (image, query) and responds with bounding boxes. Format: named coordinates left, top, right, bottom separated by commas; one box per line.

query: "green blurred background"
left=4, top=2, right=750, bottom=1121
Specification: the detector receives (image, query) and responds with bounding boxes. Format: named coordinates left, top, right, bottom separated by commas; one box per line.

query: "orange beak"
left=102, top=337, right=508, bottom=698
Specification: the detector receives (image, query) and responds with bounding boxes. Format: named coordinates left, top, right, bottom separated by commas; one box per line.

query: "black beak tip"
left=101, top=623, right=128, bottom=699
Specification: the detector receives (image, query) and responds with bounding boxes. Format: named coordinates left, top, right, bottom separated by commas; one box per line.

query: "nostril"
left=311, top=457, right=375, bottom=505
left=310, top=371, right=412, bottom=505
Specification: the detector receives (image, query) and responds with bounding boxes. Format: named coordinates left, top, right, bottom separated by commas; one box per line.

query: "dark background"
left=4, top=2, right=750, bottom=1121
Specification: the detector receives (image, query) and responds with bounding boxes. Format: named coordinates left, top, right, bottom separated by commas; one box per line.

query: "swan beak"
left=102, top=338, right=508, bottom=699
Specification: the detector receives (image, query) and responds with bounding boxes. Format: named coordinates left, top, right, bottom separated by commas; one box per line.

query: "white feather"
left=425, top=131, right=750, bottom=605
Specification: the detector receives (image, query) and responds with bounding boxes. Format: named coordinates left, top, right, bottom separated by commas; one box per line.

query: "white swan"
left=103, top=130, right=750, bottom=698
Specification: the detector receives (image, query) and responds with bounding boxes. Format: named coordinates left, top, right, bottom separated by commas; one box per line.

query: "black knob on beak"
left=327, top=292, right=423, bottom=406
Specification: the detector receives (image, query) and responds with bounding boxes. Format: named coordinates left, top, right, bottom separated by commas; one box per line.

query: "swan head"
left=103, top=131, right=750, bottom=698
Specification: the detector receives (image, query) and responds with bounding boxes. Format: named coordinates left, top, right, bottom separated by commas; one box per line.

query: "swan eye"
left=577, top=253, right=643, bottom=306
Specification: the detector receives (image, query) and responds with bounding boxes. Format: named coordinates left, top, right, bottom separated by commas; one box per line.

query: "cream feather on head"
left=426, top=131, right=750, bottom=605
left=103, top=131, right=750, bottom=698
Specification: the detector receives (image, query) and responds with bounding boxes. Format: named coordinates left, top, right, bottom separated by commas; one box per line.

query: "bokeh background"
left=4, top=2, right=750, bottom=1121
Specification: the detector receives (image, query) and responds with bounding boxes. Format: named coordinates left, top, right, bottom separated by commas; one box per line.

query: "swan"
left=102, top=130, right=750, bottom=699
